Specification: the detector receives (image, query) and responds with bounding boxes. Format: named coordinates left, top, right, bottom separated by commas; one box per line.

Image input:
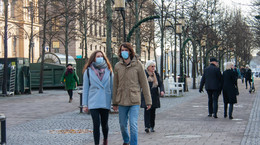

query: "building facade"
left=0, top=0, right=40, bottom=62
left=0, top=0, right=155, bottom=64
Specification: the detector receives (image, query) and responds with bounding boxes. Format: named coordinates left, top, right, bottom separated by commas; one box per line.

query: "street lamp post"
left=115, top=0, right=126, bottom=42
left=176, top=21, right=183, bottom=83
left=165, top=18, right=176, bottom=79
left=201, top=35, right=207, bottom=73
left=164, top=48, right=169, bottom=79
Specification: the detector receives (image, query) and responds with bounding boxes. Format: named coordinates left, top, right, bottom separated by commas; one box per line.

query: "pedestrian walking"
left=222, top=62, right=238, bottom=119
left=82, top=50, right=113, bottom=145
left=240, top=66, right=245, bottom=83
left=141, top=60, right=164, bottom=133
left=112, top=42, right=152, bottom=145
left=233, top=65, right=240, bottom=80
left=60, top=64, right=79, bottom=103
left=245, top=65, right=252, bottom=90
left=199, top=57, right=222, bottom=118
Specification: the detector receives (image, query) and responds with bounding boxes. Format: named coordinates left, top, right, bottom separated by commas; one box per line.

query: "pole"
left=179, top=33, right=183, bottom=83
left=164, top=49, right=166, bottom=79
left=174, top=0, right=177, bottom=82
left=2, top=0, right=8, bottom=95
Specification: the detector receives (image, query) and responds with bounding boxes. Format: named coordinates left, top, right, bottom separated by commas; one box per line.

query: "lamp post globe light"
left=176, top=22, right=183, bottom=83
left=115, top=0, right=126, bottom=42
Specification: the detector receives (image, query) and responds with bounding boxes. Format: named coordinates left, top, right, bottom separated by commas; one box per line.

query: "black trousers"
left=67, top=89, right=73, bottom=100
left=206, top=90, right=219, bottom=116
left=245, top=78, right=251, bottom=89
left=224, top=103, right=234, bottom=117
left=90, top=109, right=109, bottom=145
left=144, top=108, right=156, bottom=128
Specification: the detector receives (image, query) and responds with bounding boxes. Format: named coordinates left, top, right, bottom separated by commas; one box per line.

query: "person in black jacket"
left=222, top=62, right=238, bottom=119
left=199, top=57, right=222, bottom=118
left=141, top=60, right=164, bottom=133
left=245, top=65, right=252, bottom=89
left=240, top=66, right=246, bottom=83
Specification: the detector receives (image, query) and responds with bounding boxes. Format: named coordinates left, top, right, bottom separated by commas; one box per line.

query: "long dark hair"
left=118, top=42, right=135, bottom=59
left=82, top=50, right=112, bottom=74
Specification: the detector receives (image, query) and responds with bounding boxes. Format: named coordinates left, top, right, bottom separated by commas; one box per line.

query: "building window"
left=104, top=47, right=106, bottom=52
left=54, top=48, right=59, bottom=53
left=100, top=46, right=102, bottom=50
left=52, top=18, right=59, bottom=31
left=90, top=44, right=92, bottom=51
left=95, top=45, right=97, bottom=50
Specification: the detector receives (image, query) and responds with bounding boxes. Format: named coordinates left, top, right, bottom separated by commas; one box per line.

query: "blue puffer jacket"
left=82, top=67, right=113, bottom=110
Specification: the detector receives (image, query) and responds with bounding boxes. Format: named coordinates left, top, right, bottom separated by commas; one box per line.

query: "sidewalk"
left=0, top=79, right=259, bottom=145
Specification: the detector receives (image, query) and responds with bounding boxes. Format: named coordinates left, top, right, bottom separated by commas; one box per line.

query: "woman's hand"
left=113, top=106, right=118, bottom=112
left=83, top=107, right=88, bottom=113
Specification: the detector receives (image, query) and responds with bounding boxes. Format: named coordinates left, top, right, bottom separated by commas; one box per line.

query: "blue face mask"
left=121, top=51, right=129, bottom=59
left=96, top=57, right=104, bottom=64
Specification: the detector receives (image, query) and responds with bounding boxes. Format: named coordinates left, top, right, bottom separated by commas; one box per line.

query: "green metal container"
left=30, top=63, right=65, bottom=88
left=0, top=58, right=30, bottom=94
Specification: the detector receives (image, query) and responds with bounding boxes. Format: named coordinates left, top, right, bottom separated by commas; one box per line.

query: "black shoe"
left=150, top=128, right=155, bottom=132
left=145, top=128, right=149, bottom=133
left=208, top=114, right=212, bottom=117
left=213, top=115, right=218, bottom=118
left=224, top=115, right=227, bottom=118
left=229, top=116, right=233, bottom=119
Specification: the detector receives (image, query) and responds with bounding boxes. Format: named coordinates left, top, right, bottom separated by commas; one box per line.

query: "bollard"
left=0, top=114, right=6, bottom=145
left=77, top=90, right=83, bottom=113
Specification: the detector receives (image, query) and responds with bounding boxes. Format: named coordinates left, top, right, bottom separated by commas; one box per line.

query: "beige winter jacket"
left=112, top=56, right=152, bottom=106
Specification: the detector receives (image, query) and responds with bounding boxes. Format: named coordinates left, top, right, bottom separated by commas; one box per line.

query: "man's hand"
left=113, top=106, right=118, bottom=112
left=146, top=105, right=151, bottom=110
left=199, top=89, right=204, bottom=93
left=160, top=91, right=164, bottom=96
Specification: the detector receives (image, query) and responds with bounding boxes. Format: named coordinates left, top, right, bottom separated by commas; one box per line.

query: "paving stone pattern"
left=1, top=79, right=259, bottom=145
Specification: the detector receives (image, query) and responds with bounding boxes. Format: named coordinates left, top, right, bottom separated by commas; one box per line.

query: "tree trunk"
left=39, top=0, right=48, bottom=93
left=135, top=0, right=141, bottom=56
left=106, top=0, right=112, bottom=62
left=2, top=0, right=8, bottom=95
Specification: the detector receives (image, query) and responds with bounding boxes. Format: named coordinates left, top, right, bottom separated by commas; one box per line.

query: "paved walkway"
left=0, top=79, right=259, bottom=145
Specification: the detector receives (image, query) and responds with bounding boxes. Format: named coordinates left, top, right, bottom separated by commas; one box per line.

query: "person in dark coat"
left=245, top=65, right=252, bottom=89
left=60, top=64, right=79, bottom=103
left=141, top=60, right=164, bottom=133
left=199, top=57, right=222, bottom=118
left=222, top=62, right=238, bottom=119
left=240, top=66, right=246, bottom=83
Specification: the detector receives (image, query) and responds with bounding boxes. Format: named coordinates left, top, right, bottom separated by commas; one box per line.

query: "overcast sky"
left=220, top=0, right=254, bottom=16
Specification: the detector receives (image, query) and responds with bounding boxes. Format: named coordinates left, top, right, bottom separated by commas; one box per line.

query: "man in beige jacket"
left=113, top=42, right=152, bottom=145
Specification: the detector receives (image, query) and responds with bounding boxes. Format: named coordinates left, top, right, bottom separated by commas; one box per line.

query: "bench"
left=164, top=77, right=184, bottom=96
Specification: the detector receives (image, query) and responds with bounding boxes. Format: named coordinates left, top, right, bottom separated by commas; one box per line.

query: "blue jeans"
left=118, top=105, right=140, bottom=145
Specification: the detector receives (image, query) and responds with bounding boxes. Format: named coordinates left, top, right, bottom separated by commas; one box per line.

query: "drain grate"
left=49, top=129, right=93, bottom=134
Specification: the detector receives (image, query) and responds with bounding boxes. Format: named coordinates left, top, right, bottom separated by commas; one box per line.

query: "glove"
left=199, top=89, right=204, bottom=93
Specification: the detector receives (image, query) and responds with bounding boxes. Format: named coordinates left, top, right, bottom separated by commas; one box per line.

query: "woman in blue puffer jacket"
left=82, top=50, right=113, bottom=145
